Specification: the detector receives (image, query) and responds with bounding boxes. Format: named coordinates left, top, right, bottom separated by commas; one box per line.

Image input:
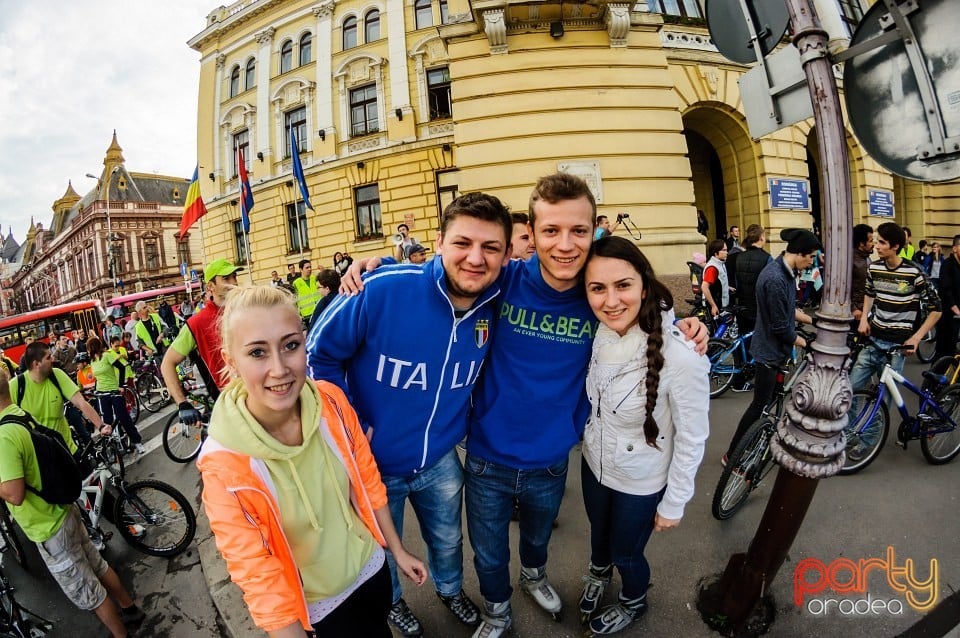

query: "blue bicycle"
left=841, top=341, right=960, bottom=474
left=707, top=328, right=810, bottom=398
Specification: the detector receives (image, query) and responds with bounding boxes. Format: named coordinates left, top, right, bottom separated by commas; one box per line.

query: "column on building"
left=255, top=27, right=276, bottom=173
left=386, top=0, right=412, bottom=117
left=214, top=54, right=227, bottom=183
left=313, top=2, right=336, bottom=148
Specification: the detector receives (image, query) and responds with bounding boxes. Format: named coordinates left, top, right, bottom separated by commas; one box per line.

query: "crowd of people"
left=3, top=167, right=958, bottom=638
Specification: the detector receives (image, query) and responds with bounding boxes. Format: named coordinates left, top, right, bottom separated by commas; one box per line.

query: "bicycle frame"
left=78, top=463, right=114, bottom=533
left=861, top=365, right=959, bottom=437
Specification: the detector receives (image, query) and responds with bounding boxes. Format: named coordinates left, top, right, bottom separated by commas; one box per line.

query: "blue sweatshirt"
left=307, top=257, right=500, bottom=477
left=468, top=257, right=600, bottom=469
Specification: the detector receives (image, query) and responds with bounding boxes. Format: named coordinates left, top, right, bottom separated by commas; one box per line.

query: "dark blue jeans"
left=464, top=453, right=567, bottom=604
left=581, top=458, right=663, bottom=600
left=381, top=449, right=464, bottom=603
left=100, top=392, right=141, bottom=445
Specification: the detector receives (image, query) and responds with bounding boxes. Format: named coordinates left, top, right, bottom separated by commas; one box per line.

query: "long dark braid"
left=588, top=236, right=673, bottom=448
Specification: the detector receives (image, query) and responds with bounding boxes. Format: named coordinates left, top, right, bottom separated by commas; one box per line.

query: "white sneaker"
left=134, top=443, right=146, bottom=454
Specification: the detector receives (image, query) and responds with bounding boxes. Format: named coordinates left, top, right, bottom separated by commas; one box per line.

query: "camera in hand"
left=616, top=213, right=630, bottom=222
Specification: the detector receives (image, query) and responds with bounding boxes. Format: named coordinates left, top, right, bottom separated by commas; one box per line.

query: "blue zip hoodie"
left=307, top=256, right=499, bottom=477
left=468, top=256, right=600, bottom=469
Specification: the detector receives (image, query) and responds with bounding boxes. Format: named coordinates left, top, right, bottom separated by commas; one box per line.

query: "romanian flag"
left=179, top=166, right=208, bottom=237
left=290, top=128, right=314, bottom=211
left=238, top=147, right=254, bottom=232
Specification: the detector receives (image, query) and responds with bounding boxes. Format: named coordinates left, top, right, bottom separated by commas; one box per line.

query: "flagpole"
left=242, top=224, right=254, bottom=285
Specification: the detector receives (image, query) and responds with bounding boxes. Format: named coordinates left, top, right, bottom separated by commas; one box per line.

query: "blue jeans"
left=581, top=458, right=663, bottom=600
left=381, top=449, right=464, bottom=604
left=464, top=453, right=568, bottom=604
left=849, top=337, right=905, bottom=393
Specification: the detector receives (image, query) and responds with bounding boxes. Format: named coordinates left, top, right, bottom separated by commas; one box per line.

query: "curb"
left=196, top=506, right=266, bottom=638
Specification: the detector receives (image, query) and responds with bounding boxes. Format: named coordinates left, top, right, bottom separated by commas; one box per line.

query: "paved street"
left=10, top=357, right=958, bottom=638
left=5, top=405, right=222, bottom=638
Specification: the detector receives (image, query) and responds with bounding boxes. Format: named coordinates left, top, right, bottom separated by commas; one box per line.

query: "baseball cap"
left=204, top=258, right=244, bottom=282
left=404, top=243, right=427, bottom=259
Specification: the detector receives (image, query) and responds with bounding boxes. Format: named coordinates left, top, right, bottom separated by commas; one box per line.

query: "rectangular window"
left=176, top=239, right=190, bottom=266
left=285, top=107, right=307, bottom=158
left=415, top=0, right=433, bottom=29
left=436, top=170, right=459, bottom=222
left=232, top=129, right=250, bottom=178
left=354, top=184, right=383, bottom=241
left=440, top=0, right=449, bottom=24
left=144, top=241, right=159, bottom=270
left=111, top=242, right=125, bottom=276
left=286, top=202, right=310, bottom=252
left=233, top=220, right=249, bottom=265
left=837, top=0, right=865, bottom=35
left=650, top=0, right=702, bottom=18
left=349, top=84, right=379, bottom=137
left=427, top=67, right=452, bottom=120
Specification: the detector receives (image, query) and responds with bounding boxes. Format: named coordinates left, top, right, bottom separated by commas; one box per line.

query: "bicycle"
left=74, top=436, right=197, bottom=557
left=840, top=341, right=960, bottom=475
left=162, top=380, right=213, bottom=463
left=711, top=331, right=815, bottom=520
left=689, top=302, right=740, bottom=340
left=133, top=356, right=170, bottom=413
left=0, top=504, right=29, bottom=575
left=0, top=553, right=53, bottom=637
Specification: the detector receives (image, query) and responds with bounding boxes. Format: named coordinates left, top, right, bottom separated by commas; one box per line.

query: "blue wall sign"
left=867, top=189, right=895, bottom=218
left=769, top=177, right=810, bottom=210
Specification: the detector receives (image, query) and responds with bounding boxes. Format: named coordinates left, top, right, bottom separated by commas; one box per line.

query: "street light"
left=87, top=166, right=121, bottom=296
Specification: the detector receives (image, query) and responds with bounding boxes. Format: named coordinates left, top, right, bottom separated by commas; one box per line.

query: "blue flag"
left=290, top=128, right=314, bottom=211
left=238, top=147, right=254, bottom=232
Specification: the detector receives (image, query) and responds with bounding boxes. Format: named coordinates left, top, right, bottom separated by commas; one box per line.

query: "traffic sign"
left=843, top=0, right=960, bottom=182
left=706, top=0, right=790, bottom=65
left=179, top=262, right=188, bottom=277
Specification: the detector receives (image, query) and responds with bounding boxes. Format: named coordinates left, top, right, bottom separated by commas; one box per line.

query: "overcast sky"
left=0, top=0, right=213, bottom=244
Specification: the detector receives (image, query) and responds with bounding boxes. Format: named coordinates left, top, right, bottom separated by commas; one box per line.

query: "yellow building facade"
left=190, top=0, right=959, bottom=279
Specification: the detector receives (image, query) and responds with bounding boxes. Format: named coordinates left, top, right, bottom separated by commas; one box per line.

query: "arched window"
left=280, top=40, right=293, bottom=73
left=244, top=58, right=256, bottom=90
left=415, top=0, right=433, bottom=29
left=299, top=33, right=312, bottom=65
left=343, top=17, right=358, bottom=50
left=229, top=65, right=240, bottom=97
left=365, top=10, right=380, bottom=42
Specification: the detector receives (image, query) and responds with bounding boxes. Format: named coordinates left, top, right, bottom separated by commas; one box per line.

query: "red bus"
left=0, top=299, right=104, bottom=364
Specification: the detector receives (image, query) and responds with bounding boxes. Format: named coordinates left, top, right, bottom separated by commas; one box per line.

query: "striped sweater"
left=865, top=258, right=941, bottom=343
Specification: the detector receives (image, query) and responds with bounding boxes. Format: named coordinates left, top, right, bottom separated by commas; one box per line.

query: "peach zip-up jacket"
left=197, top=380, right=388, bottom=633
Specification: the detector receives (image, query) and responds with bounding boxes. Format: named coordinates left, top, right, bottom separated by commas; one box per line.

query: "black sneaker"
left=388, top=599, right=423, bottom=637
left=438, top=589, right=480, bottom=626
left=120, top=603, right=146, bottom=625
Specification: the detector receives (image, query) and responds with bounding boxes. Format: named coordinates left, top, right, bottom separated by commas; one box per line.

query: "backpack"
left=0, top=411, right=83, bottom=505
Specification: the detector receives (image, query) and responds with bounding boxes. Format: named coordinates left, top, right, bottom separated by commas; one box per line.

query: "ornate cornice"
left=255, top=27, right=276, bottom=45
left=483, top=9, right=508, bottom=55
left=606, top=4, right=630, bottom=48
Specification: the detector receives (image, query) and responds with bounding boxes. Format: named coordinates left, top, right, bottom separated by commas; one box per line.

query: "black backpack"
left=0, top=411, right=83, bottom=505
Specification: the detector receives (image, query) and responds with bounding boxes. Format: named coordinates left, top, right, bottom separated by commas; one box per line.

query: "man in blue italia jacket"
left=306, top=192, right=513, bottom=637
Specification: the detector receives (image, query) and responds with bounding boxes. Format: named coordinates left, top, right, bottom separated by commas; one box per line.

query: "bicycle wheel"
left=712, top=418, right=776, bottom=520
left=0, top=504, right=29, bottom=573
left=162, top=412, right=205, bottom=463
left=839, top=390, right=889, bottom=475
left=114, top=479, right=196, bottom=557
left=920, top=385, right=960, bottom=465
left=121, top=386, right=140, bottom=425
left=708, top=339, right=738, bottom=398
left=138, top=375, right=169, bottom=413
left=917, top=326, right=937, bottom=363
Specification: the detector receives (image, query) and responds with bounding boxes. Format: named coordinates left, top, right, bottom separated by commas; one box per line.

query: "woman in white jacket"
left=578, top=236, right=710, bottom=635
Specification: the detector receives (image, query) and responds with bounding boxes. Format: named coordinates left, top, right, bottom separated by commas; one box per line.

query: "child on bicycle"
left=87, top=337, right=144, bottom=455
left=198, top=285, right=426, bottom=637
left=578, top=237, right=710, bottom=634
left=110, top=336, right=135, bottom=392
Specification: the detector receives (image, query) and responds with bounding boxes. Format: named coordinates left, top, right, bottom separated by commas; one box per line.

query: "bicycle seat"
left=921, top=370, right=949, bottom=386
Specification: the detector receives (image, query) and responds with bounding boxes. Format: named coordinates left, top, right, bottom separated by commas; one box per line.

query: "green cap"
left=204, top=258, right=244, bottom=282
